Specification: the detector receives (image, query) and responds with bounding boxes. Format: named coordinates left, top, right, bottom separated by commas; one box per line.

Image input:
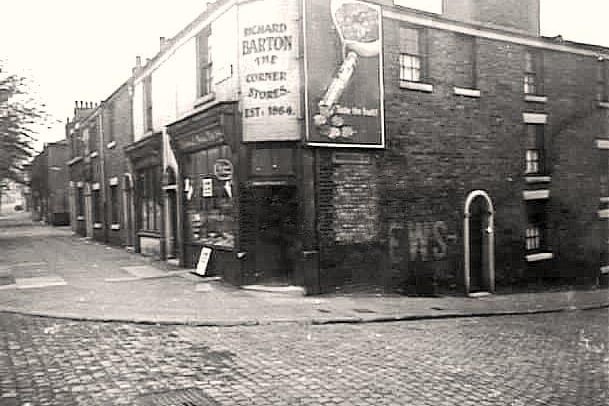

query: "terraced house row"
left=64, top=0, right=609, bottom=295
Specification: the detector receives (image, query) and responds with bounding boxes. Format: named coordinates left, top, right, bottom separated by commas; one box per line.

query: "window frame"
left=455, top=34, right=477, bottom=89
left=143, top=76, right=153, bottom=132
left=597, top=59, right=608, bottom=102
left=524, top=49, right=543, bottom=95
left=526, top=201, right=548, bottom=254
left=196, top=26, right=213, bottom=98
left=525, top=124, right=546, bottom=175
left=399, top=25, right=426, bottom=83
left=110, top=184, right=120, bottom=226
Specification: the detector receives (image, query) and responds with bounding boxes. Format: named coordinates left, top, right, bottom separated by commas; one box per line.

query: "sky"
left=1, top=0, right=608, bottom=150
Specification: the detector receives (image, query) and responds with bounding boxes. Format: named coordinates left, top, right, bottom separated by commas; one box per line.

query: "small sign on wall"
left=195, top=247, right=213, bottom=276
left=202, top=178, right=213, bottom=198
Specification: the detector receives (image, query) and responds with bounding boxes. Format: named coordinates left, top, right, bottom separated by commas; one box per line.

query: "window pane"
left=400, top=54, right=421, bottom=82
left=399, top=27, right=419, bottom=55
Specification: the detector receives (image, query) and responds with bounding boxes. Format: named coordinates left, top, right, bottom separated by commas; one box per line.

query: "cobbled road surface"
left=0, top=309, right=607, bottom=406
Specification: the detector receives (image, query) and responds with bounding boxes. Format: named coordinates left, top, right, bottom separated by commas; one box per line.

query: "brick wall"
left=314, top=14, right=604, bottom=293
left=103, top=83, right=132, bottom=246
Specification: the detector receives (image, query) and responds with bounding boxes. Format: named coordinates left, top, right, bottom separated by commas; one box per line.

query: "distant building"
left=30, top=140, right=70, bottom=225
left=0, top=179, right=27, bottom=215
left=65, top=0, right=609, bottom=293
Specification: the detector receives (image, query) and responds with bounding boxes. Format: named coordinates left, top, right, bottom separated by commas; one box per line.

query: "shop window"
left=110, top=185, right=120, bottom=225
left=524, top=49, right=543, bottom=95
left=525, top=124, right=545, bottom=175
left=399, top=26, right=425, bottom=83
left=526, top=201, right=547, bottom=253
left=184, top=146, right=235, bottom=249
left=137, top=167, right=161, bottom=232
left=455, top=34, right=476, bottom=89
left=597, top=59, right=608, bottom=102
left=143, top=76, right=153, bottom=132
left=197, top=26, right=213, bottom=98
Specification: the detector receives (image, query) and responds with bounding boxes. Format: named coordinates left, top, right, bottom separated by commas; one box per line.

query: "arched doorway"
left=464, top=190, right=495, bottom=295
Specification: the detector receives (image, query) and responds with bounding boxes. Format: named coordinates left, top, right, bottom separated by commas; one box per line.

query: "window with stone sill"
left=526, top=201, right=547, bottom=253
left=110, top=184, right=120, bottom=226
left=399, top=26, right=426, bottom=83
left=455, top=34, right=476, bottom=90
left=197, top=26, right=213, bottom=98
left=524, top=49, right=543, bottom=95
left=597, top=59, right=608, bottom=103
left=525, top=124, right=545, bottom=175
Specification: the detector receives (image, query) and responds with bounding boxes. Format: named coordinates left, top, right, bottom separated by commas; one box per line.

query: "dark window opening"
left=525, top=124, right=545, bottom=175
left=197, top=26, right=213, bottom=98
left=526, top=201, right=548, bottom=253
left=110, top=185, right=120, bottom=225
left=455, top=34, right=476, bottom=89
left=524, top=50, right=543, bottom=95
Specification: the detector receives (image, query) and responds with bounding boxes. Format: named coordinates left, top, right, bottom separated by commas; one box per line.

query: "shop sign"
left=195, top=247, right=213, bottom=276
left=238, top=0, right=301, bottom=142
left=303, top=0, right=385, bottom=148
left=214, top=159, right=234, bottom=181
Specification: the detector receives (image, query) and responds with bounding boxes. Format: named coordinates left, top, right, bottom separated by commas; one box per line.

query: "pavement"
left=1, top=212, right=608, bottom=327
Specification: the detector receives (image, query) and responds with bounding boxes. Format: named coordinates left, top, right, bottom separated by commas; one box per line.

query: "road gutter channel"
left=0, top=303, right=607, bottom=328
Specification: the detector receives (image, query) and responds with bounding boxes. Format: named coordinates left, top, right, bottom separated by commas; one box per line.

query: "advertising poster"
left=304, top=0, right=385, bottom=147
left=239, top=0, right=301, bottom=142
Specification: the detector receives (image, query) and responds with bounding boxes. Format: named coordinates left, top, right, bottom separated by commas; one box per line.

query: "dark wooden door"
left=253, top=186, right=297, bottom=284
left=469, top=197, right=486, bottom=292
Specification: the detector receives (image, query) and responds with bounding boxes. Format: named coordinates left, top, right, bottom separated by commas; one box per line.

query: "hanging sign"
left=195, top=247, right=213, bottom=276
left=214, top=159, right=234, bottom=181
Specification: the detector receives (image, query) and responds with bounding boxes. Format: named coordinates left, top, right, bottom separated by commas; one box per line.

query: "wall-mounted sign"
left=195, top=247, right=213, bottom=276
left=304, top=0, right=385, bottom=148
left=202, top=178, right=214, bottom=198
left=238, top=0, right=301, bottom=142
left=214, top=159, right=234, bottom=181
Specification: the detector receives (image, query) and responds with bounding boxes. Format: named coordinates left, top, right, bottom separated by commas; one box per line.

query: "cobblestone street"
left=1, top=309, right=607, bottom=405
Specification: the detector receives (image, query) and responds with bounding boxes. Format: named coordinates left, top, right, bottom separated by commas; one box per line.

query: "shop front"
left=125, top=132, right=163, bottom=259
left=168, top=102, right=242, bottom=284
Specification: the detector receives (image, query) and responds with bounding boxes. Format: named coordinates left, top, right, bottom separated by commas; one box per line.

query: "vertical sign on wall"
left=239, top=0, right=301, bottom=142
left=303, top=0, right=385, bottom=148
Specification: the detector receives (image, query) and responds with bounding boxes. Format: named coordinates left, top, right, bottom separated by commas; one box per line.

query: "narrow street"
left=1, top=214, right=608, bottom=405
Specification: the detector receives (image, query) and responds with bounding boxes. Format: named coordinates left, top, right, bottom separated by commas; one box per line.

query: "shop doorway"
left=253, top=185, right=298, bottom=284
left=464, top=190, right=495, bottom=295
left=167, top=189, right=178, bottom=259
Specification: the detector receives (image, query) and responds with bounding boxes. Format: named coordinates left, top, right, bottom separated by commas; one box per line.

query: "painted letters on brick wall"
left=239, top=0, right=301, bottom=141
left=304, top=0, right=385, bottom=147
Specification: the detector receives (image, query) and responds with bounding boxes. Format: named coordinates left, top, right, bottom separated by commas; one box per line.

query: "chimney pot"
left=136, top=56, right=142, bottom=67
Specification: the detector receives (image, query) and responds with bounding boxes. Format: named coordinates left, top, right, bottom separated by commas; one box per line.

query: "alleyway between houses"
left=0, top=212, right=608, bottom=405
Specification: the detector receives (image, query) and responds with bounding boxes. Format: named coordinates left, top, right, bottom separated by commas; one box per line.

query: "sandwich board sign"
left=195, top=247, right=213, bottom=276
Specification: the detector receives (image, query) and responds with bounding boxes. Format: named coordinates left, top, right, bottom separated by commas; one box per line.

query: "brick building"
left=30, top=140, right=70, bottom=225
left=65, top=0, right=609, bottom=294
left=66, top=81, right=134, bottom=246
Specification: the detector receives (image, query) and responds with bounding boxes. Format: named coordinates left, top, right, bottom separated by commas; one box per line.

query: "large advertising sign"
left=239, top=0, right=301, bottom=142
left=304, top=0, right=385, bottom=148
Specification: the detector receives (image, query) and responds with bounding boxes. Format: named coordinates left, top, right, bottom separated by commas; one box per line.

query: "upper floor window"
left=597, top=59, right=608, bottom=102
left=525, top=124, right=545, bottom=175
left=197, top=26, right=213, bottom=98
left=601, top=150, right=609, bottom=198
left=524, top=50, right=543, bottom=95
left=399, top=26, right=425, bottom=83
left=143, top=76, right=153, bottom=132
left=455, top=34, right=476, bottom=89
